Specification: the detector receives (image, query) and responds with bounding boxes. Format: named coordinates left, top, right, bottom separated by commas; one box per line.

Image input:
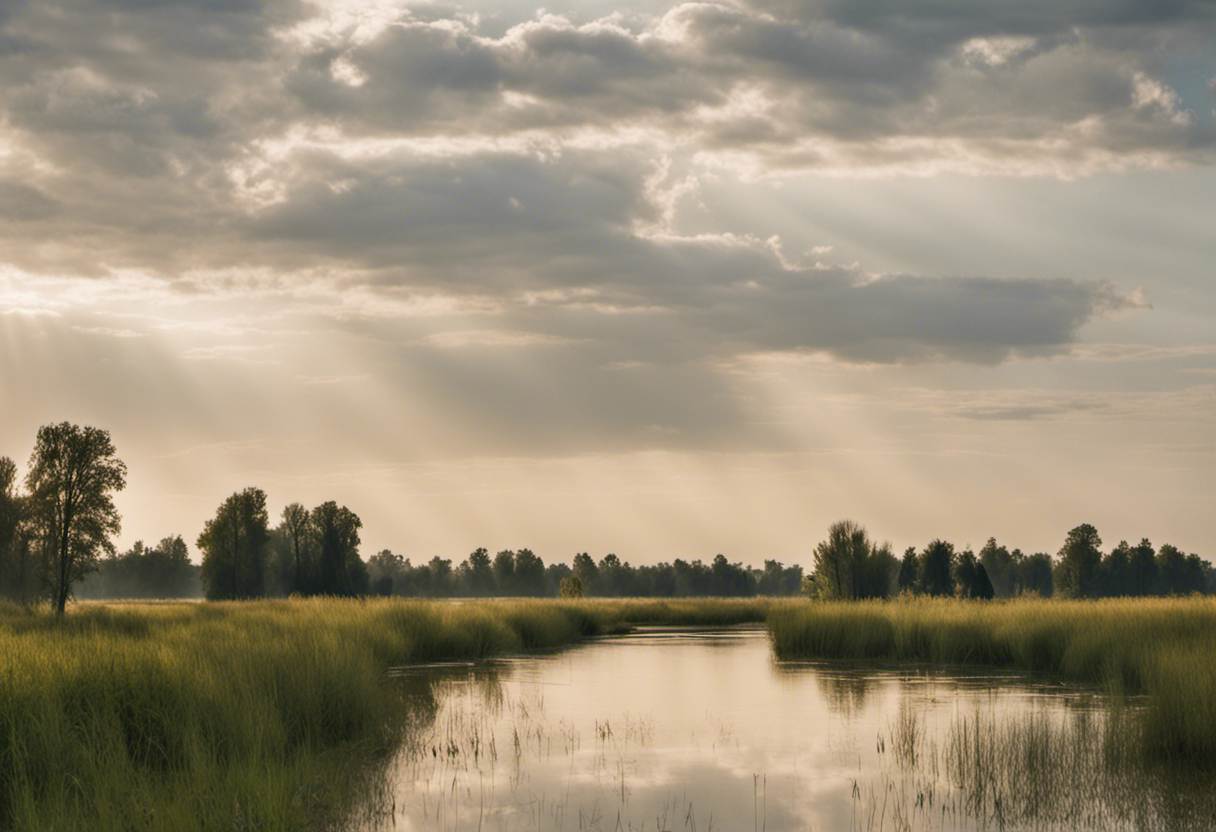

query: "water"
left=359, top=627, right=1216, bottom=831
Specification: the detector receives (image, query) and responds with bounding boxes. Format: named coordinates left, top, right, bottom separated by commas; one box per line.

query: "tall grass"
left=0, top=597, right=768, bottom=831
left=768, top=596, right=1216, bottom=761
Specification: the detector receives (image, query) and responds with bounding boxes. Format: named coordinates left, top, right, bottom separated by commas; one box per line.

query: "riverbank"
left=0, top=598, right=770, bottom=832
left=767, top=596, right=1216, bottom=761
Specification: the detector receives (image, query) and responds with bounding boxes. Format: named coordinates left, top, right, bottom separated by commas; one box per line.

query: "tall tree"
left=1055, top=523, right=1103, bottom=598
left=25, top=423, right=127, bottom=616
left=1156, top=543, right=1193, bottom=595
left=1101, top=541, right=1133, bottom=597
left=310, top=501, right=363, bottom=596
left=462, top=547, right=496, bottom=595
left=493, top=549, right=516, bottom=594
left=198, top=487, right=270, bottom=600
left=1127, top=539, right=1157, bottom=597
left=0, top=457, right=24, bottom=599
left=278, top=502, right=312, bottom=594
left=897, top=546, right=918, bottom=593
left=978, top=538, right=1016, bottom=597
left=513, top=548, right=547, bottom=596
left=916, top=540, right=955, bottom=597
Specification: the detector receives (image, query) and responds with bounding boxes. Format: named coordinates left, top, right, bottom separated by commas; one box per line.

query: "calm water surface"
left=359, top=627, right=1214, bottom=831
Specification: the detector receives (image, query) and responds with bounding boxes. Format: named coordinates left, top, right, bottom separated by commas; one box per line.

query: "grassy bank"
left=0, top=597, right=768, bottom=832
left=768, top=596, right=1216, bottom=761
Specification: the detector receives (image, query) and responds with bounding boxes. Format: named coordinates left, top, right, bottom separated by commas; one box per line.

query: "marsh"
left=364, top=627, right=1216, bottom=832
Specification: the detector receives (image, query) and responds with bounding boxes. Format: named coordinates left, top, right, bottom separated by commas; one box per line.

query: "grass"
left=768, top=596, right=1216, bottom=762
left=0, top=597, right=769, bottom=832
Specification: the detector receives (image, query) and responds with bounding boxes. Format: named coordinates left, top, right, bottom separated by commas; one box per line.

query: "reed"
left=0, top=597, right=767, bottom=831
left=768, top=596, right=1216, bottom=761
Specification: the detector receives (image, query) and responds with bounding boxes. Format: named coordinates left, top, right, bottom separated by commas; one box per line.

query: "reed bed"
left=768, top=596, right=1216, bottom=762
left=0, top=597, right=768, bottom=832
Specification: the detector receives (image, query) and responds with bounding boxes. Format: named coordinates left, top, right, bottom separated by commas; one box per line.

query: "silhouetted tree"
left=366, top=549, right=405, bottom=595
left=916, top=540, right=955, bottom=597
left=979, top=538, right=1016, bottom=597
left=1127, top=539, right=1158, bottom=597
left=513, top=548, right=547, bottom=596
left=1055, top=523, right=1102, bottom=598
left=974, top=563, right=995, bottom=600
left=277, top=503, right=312, bottom=594
left=492, top=549, right=516, bottom=594
left=462, top=547, right=496, bottom=595
left=811, top=521, right=895, bottom=599
left=1018, top=552, right=1054, bottom=597
left=0, top=457, right=27, bottom=601
left=757, top=559, right=803, bottom=595
left=1101, top=541, right=1133, bottom=597
left=26, top=423, right=127, bottom=615
left=198, top=487, right=270, bottom=600
left=77, top=535, right=200, bottom=598
left=953, top=549, right=979, bottom=598
left=310, top=501, right=363, bottom=596
left=571, top=552, right=598, bottom=595
left=1155, top=544, right=1206, bottom=596
left=897, top=547, right=918, bottom=593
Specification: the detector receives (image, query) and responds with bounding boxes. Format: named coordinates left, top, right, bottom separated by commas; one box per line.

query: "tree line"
left=807, top=520, right=1213, bottom=600
left=364, top=549, right=805, bottom=599
left=1, top=423, right=1211, bottom=609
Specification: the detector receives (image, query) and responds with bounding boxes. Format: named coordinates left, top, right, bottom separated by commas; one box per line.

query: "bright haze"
left=1, top=0, right=1213, bottom=562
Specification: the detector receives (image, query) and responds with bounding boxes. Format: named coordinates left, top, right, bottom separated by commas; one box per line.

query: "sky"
left=0, top=0, right=1213, bottom=564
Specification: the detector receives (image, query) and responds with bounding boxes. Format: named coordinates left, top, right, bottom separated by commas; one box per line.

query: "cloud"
left=0, top=0, right=1199, bottom=455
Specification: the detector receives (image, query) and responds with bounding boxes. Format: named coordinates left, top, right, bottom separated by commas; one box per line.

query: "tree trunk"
left=55, top=526, right=70, bottom=616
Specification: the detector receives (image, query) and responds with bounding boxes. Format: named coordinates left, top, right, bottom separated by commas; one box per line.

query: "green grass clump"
left=768, top=596, right=1216, bottom=762
left=0, top=597, right=767, bottom=832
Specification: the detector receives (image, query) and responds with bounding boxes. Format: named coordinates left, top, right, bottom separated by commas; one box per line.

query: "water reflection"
left=357, top=627, right=1216, bottom=831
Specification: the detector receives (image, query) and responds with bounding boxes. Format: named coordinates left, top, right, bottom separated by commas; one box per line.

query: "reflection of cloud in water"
left=357, top=629, right=1216, bottom=832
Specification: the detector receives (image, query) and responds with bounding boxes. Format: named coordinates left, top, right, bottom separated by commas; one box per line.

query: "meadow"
left=0, top=598, right=769, bottom=832
left=4, top=596, right=1215, bottom=831
left=768, top=596, right=1216, bottom=762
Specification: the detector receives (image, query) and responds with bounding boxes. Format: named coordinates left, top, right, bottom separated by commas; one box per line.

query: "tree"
left=953, top=549, right=994, bottom=600
left=1156, top=544, right=1202, bottom=595
left=1018, top=553, right=1054, bottom=597
left=953, top=549, right=979, bottom=598
left=0, top=457, right=25, bottom=599
left=25, top=423, right=127, bottom=615
left=1127, top=539, right=1157, bottom=597
left=367, top=549, right=406, bottom=595
left=559, top=574, right=584, bottom=598
left=77, top=535, right=200, bottom=599
left=198, top=487, right=270, bottom=600
left=572, top=552, right=598, bottom=595
left=462, top=547, right=496, bottom=595
left=974, top=564, right=995, bottom=600
left=278, top=503, right=312, bottom=594
left=897, top=547, right=918, bottom=593
left=979, top=538, right=1016, bottom=598
left=916, top=540, right=955, bottom=597
left=310, top=501, right=363, bottom=596
left=811, top=521, right=895, bottom=600
left=493, top=550, right=516, bottom=594
left=1101, top=541, right=1132, bottom=597
left=513, top=548, right=547, bottom=596
left=1055, top=523, right=1102, bottom=598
